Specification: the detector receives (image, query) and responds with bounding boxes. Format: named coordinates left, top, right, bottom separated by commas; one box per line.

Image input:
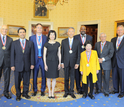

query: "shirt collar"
left=101, top=41, right=106, bottom=45
left=36, top=34, right=42, bottom=37
left=118, top=35, right=124, bottom=40
left=20, top=38, right=26, bottom=42
left=0, top=34, right=6, bottom=39
left=68, top=37, right=73, bottom=41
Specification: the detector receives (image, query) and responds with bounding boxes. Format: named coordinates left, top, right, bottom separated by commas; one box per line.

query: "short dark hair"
left=84, top=41, right=92, bottom=47
left=35, top=23, right=43, bottom=27
left=18, top=28, right=26, bottom=33
left=48, top=30, right=56, bottom=40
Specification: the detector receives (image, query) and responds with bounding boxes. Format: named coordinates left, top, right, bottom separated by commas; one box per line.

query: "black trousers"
left=0, top=63, right=11, bottom=95
left=64, top=66, right=75, bottom=94
left=84, top=73, right=94, bottom=95
left=14, top=70, right=30, bottom=96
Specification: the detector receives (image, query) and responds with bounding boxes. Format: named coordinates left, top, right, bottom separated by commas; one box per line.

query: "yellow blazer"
left=80, top=50, right=100, bottom=84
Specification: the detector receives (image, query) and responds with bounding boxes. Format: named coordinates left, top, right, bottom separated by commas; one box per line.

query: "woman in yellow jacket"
left=80, top=41, right=100, bottom=99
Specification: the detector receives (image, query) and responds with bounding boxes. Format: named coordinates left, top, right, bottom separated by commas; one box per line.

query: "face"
left=80, top=26, right=86, bottom=35
left=18, top=29, right=26, bottom=39
left=99, top=33, right=106, bottom=42
left=49, top=32, right=55, bottom=40
left=117, top=26, right=124, bottom=37
left=67, top=28, right=75, bottom=38
left=85, top=44, right=92, bottom=52
left=1, top=25, right=8, bottom=36
left=36, top=25, right=43, bottom=34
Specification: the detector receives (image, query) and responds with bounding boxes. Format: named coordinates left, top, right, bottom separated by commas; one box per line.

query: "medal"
left=69, top=50, right=73, bottom=54
left=0, top=34, right=7, bottom=50
left=100, top=42, right=106, bottom=53
left=38, top=45, right=41, bottom=49
left=86, top=51, right=92, bottom=67
left=2, top=46, right=6, bottom=50
left=87, top=64, right=90, bottom=67
left=82, top=45, right=85, bottom=49
left=116, top=38, right=122, bottom=50
left=22, top=50, right=24, bottom=53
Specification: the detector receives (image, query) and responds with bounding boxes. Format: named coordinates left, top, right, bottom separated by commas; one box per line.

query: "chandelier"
left=33, top=0, right=69, bottom=10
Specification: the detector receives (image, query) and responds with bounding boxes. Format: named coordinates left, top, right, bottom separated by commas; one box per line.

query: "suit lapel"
left=72, top=38, right=75, bottom=50
left=118, top=37, right=124, bottom=51
left=5, top=36, right=9, bottom=48
left=66, top=38, right=70, bottom=51
left=98, top=42, right=101, bottom=54
left=24, top=39, right=28, bottom=53
left=102, top=41, right=107, bottom=53
left=17, top=39, right=23, bottom=53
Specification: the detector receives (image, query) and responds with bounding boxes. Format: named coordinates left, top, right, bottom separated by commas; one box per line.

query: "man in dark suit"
left=61, top=27, right=80, bottom=98
left=0, top=25, right=13, bottom=99
left=74, top=25, right=92, bottom=94
left=111, top=25, right=124, bottom=98
left=94, top=33, right=114, bottom=97
left=11, top=28, right=34, bottom=101
left=29, top=23, right=47, bottom=96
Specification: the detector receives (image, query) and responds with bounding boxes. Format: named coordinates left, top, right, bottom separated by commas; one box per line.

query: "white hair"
left=117, top=25, right=124, bottom=30
left=99, top=32, right=107, bottom=37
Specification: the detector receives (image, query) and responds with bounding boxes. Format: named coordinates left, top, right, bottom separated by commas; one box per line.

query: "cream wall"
left=0, top=0, right=124, bottom=42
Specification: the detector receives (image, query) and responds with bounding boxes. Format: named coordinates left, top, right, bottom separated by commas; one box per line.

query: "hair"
left=99, top=32, right=107, bottom=37
left=35, top=23, right=43, bottom=28
left=117, top=25, right=124, bottom=30
left=84, top=41, right=92, bottom=47
left=17, top=28, right=26, bottom=33
left=67, top=27, right=75, bottom=32
left=48, top=30, right=56, bottom=40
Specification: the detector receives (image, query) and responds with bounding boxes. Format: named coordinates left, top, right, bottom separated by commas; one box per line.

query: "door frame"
left=77, top=20, right=101, bottom=42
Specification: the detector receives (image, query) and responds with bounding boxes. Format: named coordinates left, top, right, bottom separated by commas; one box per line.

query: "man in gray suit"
left=0, top=25, right=13, bottom=99
left=94, top=33, right=114, bottom=97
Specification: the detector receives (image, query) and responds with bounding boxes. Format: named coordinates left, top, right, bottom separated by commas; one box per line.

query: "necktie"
left=22, top=40, right=24, bottom=46
left=3, top=36, right=5, bottom=42
left=70, top=39, right=72, bottom=48
left=38, top=36, right=41, bottom=42
left=118, top=38, right=121, bottom=44
left=102, top=43, right=104, bottom=49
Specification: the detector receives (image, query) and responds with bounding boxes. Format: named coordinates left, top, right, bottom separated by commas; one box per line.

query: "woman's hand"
left=45, top=65, right=48, bottom=71
left=58, top=64, right=61, bottom=70
left=96, top=70, right=99, bottom=74
left=80, top=72, right=83, bottom=75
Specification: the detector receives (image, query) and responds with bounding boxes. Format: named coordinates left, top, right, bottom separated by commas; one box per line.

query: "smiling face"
left=1, top=25, right=8, bottom=36
left=117, top=26, right=124, bottom=37
left=36, top=25, right=43, bottom=34
left=67, top=28, right=75, bottom=38
left=49, top=32, right=55, bottom=40
left=18, top=29, right=26, bottom=39
left=99, top=33, right=106, bottom=43
left=80, top=26, right=86, bottom=35
left=85, top=44, right=92, bottom=52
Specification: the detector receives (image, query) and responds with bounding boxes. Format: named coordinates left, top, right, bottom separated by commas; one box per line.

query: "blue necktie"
left=3, top=36, right=5, bottom=43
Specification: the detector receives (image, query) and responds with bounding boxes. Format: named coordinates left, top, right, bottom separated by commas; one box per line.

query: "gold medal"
left=2, top=46, right=6, bottom=50
left=22, top=50, right=24, bottom=53
left=117, top=47, right=118, bottom=50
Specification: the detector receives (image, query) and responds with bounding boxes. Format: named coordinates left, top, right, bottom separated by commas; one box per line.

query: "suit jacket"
left=29, top=35, right=47, bottom=65
left=94, top=41, right=114, bottom=70
left=80, top=50, right=100, bottom=84
left=111, top=37, right=124, bottom=68
left=0, top=36, right=13, bottom=67
left=74, top=34, right=93, bottom=53
left=11, top=39, right=34, bottom=72
left=61, top=38, right=80, bottom=68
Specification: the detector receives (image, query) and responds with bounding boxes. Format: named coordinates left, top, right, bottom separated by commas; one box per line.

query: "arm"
left=80, top=53, right=83, bottom=75
left=43, top=47, right=48, bottom=71
left=11, top=42, right=15, bottom=71
left=95, top=51, right=100, bottom=73
left=30, top=42, right=35, bottom=69
left=61, top=40, right=64, bottom=68
left=58, top=47, right=61, bottom=70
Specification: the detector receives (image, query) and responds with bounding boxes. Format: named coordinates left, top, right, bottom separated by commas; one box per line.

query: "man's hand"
left=45, top=65, right=48, bottom=71
left=58, top=64, right=61, bottom=70
left=99, top=58, right=103, bottom=63
left=74, top=64, right=79, bottom=69
left=61, top=63, right=64, bottom=69
left=11, top=66, right=15, bottom=71
left=30, top=65, right=34, bottom=69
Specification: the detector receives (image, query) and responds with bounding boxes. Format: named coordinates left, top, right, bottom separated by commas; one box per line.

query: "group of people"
left=0, top=23, right=124, bottom=101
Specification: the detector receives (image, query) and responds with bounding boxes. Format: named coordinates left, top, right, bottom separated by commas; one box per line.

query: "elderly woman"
left=80, top=41, right=100, bottom=99
left=43, top=30, right=61, bottom=99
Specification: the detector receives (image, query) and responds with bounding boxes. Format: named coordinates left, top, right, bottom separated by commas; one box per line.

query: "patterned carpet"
left=0, top=69, right=124, bottom=107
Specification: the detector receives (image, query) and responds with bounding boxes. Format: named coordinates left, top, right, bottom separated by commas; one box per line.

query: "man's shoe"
left=104, top=93, right=109, bottom=97
left=95, top=90, right=100, bottom=94
left=118, top=94, right=124, bottom=98
left=32, top=92, right=37, bottom=96
left=41, top=91, right=45, bottom=96
left=63, top=93, right=69, bottom=98
left=77, top=91, right=83, bottom=94
left=110, top=91, right=119, bottom=94
left=4, top=93, right=12, bottom=99
left=82, top=94, right=87, bottom=98
left=70, top=93, right=76, bottom=98
left=16, top=96, right=21, bottom=101
left=22, top=94, right=31, bottom=99
left=88, top=93, right=95, bottom=99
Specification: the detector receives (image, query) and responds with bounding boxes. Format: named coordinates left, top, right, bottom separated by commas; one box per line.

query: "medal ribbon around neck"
left=100, top=41, right=106, bottom=53
left=117, top=38, right=122, bottom=48
left=0, top=34, right=7, bottom=47
left=80, top=34, right=86, bottom=45
left=86, top=51, right=92, bottom=64
left=36, top=35, right=42, bottom=45
left=20, top=40, right=26, bottom=50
